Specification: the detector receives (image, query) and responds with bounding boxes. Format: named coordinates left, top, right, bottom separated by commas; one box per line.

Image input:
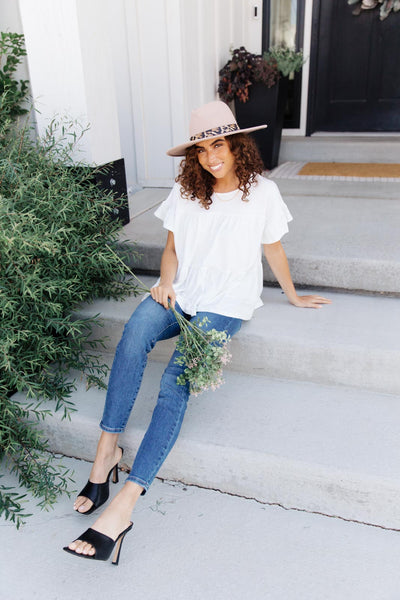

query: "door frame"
left=262, top=0, right=306, bottom=129
left=306, top=0, right=322, bottom=135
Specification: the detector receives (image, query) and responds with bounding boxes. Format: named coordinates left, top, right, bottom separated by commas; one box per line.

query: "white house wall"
left=107, top=0, right=139, bottom=190
left=18, top=0, right=123, bottom=167
left=9, top=1, right=281, bottom=189
left=127, top=0, right=264, bottom=188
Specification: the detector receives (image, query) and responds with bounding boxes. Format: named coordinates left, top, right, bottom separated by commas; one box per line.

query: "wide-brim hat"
left=166, top=100, right=267, bottom=157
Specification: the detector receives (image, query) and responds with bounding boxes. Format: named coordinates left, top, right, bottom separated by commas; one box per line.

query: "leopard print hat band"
left=166, top=101, right=267, bottom=157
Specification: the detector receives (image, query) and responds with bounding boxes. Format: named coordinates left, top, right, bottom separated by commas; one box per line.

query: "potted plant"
left=218, top=46, right=304, bottom=169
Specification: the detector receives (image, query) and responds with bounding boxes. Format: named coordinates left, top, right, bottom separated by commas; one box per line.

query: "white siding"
left=19, top=0, right=122, bottom=166
left=12, top=0, right=265, bottom=189
left=127, top=0, right=263, bottom=187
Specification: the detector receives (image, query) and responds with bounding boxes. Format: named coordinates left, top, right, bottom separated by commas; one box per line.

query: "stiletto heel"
left=111, top=529, right=128, bottom=565
left=75, top=447, right=123, bottom=515
left=112, top=463, right=119, bottom=485
left=63, top=522, right=133, bottom=565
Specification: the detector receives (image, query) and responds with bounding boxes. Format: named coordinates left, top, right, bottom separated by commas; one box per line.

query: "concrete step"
left=21, top=360, right=400, bottom=529
left=280, top=134, right=400, bottom=164
left=125, top=187, right=400, bottom=294
left=77, top=278, right=400, bottom=395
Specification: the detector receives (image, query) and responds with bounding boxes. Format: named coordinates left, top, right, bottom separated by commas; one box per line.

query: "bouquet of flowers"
left=109, top=248, right=232, bottom=395
left=174, top=316, right=231, bottom=396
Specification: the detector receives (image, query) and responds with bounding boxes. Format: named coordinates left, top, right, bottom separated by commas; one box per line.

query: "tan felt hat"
left=166, top=100, right=267, bottom=157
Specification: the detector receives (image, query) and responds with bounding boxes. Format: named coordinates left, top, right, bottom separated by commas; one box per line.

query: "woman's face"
left=195, top=137, right=237, bottom=182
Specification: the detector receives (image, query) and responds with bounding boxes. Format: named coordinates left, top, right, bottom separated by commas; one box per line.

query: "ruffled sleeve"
left=154, top=184, right=178, bottom=232
left=261, top=180, right=293, bottom=244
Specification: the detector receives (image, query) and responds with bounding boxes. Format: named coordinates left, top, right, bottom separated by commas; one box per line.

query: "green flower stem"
left=107, top=246, right=232, bottom=396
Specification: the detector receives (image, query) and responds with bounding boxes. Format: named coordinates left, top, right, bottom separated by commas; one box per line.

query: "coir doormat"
left=298, top=162, right=400, bottom=178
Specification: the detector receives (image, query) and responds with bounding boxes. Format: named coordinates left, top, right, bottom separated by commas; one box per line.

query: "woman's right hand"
left=150, top=283, right=176, bottom=310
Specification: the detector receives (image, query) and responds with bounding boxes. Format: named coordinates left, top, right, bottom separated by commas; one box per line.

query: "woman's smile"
left=195, top=137, right=238, bottom=188
left=209, top=162, right=223, bottom=172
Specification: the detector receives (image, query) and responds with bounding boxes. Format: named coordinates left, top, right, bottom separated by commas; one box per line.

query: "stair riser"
left=40, top=413, right=400, bottom=530
left=274, top=179, right=400, bottom=200
left=88, top=322, right=400, bottom=395
left=279, top=257, right=400, bottom=295
left=130, top=246, right=400, bottom=295
left=280, top=137, right=400, bottom=164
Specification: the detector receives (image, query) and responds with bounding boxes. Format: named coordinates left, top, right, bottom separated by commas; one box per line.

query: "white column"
left=125, top=0, right=180, bottom=187
left=18, top=0, right=122, bottom=167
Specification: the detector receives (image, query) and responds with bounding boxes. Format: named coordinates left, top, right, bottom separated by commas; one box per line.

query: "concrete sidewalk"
left=2, top=455, right=400, bottom=600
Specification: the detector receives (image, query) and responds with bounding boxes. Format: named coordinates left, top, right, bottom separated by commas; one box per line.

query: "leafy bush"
left=0, top=32, right=29, bottom=119
left=0, top=35, right=138, bottom=527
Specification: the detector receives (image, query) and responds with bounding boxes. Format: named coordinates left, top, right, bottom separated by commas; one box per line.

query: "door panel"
left=310, top=0, right=400, bottom=132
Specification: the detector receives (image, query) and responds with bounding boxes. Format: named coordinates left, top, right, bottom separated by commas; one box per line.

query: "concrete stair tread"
left=82, top=281, right=400, bottom=350
left=78, top=279, right=400, bottom=395
left=30, top=360, right=400, bottom=527
left=124, top=189, right=400, bottom=293
left=283, top=195, right=400, bottom=262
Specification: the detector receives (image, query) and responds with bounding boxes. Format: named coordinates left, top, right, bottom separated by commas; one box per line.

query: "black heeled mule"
left=75, top=447, right=124, bottom=515
left=63, top=522, right=133, bottom=565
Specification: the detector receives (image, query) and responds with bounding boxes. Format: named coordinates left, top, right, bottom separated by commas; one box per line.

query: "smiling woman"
left=64, top=100, right=331, bottom=565
left=177, top=131, right=265, bottom=209
left=195, top=138, right=237, bottom=188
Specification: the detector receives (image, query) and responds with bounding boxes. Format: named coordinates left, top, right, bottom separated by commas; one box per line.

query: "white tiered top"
left=154, top=175, right=292, bottom=320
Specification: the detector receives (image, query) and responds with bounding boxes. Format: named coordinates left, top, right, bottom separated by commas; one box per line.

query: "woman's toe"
left=68, top=539, right=80, bottom=552
left=81, top=542, right=95, bottom=555
left=74, top=497, right=93, bottom=513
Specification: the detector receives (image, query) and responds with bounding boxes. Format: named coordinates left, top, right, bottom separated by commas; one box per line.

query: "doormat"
left=268, top=161, right=400, bottom=182
left=298, top=162, right=400, bottom=178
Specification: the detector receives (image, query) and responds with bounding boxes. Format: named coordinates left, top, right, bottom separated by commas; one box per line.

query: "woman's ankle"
left=112, top=481, right=143, bottom=512
left=96, top=432, right=120, bottom=455
left=89, top=436, right=121, bottom=481
left=92, top=434, right=120, bottom=465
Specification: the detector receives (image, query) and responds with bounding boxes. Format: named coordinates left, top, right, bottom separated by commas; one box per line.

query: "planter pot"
left=234, top=76, right=289, bottom=170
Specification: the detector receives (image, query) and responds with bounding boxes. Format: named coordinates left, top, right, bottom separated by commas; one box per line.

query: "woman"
left=64, top=101, right=330, bottom=564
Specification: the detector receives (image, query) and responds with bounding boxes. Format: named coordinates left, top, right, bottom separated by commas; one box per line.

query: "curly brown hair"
left=176, top=133, right=264, bottom=209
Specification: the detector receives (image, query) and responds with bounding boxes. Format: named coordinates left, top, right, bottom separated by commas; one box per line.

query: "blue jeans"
left=100, top=296, right=242, bottom=493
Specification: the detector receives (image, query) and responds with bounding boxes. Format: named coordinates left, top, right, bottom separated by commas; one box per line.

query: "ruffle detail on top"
left=154, top=176, right=292, bottom=320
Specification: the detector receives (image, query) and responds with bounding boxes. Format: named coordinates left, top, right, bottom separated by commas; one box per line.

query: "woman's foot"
left=74, top=443, right=123, bottom=514
left=68, top=482, right=142, bottom=556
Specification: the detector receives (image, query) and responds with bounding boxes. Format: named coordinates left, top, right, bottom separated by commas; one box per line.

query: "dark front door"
left=308, top=0, right=400, bottom=132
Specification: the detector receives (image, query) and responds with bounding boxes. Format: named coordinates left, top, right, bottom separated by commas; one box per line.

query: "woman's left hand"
left=290, top=295, right=332, bottom=309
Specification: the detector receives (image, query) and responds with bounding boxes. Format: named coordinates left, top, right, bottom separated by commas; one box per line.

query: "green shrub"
left=0, top=35, right=138, bottom=526
left=0, top=32, right=29, bottom=120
